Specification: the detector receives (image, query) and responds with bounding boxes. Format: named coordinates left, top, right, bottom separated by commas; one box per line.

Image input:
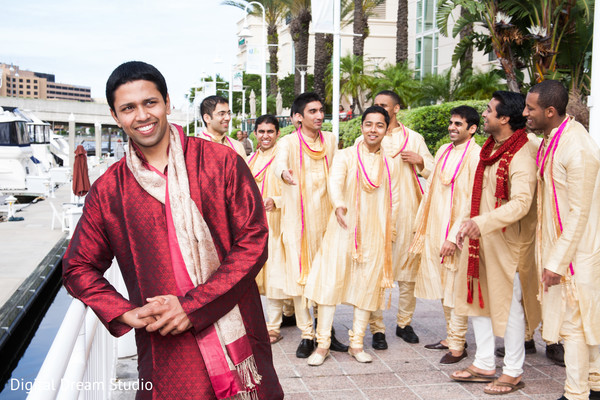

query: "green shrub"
left=320, top=100, right=489, bottom=151
left=401, top=100, right=488, bottom=153
left=339, top=117, right=362, bottom=147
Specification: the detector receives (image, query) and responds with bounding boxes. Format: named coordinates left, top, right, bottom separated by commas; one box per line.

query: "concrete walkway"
left=0, top=163, right=104, bottom=308
left=112, top=291, right=567, bottom=399
left=270, top=293, right=565, bottom=400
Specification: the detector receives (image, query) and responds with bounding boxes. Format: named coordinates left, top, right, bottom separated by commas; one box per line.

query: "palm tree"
left=455, top=69, right=506, bottom=100
left=370, top=63, right=421, bottom=108
left=458, top=6, right=473, bottom=73
left=437, top=0, right=523, bottom=92
left=326, top=55, right=372, bottom=113
left=223, top=0, right=287, bottom=97
left=313, top=33, right=333, bottom=101
left=352, top=0, right=385, bottom=57
left=395, top=0, right=408, bottom=63
left=288, top=0, right=312, bottom=95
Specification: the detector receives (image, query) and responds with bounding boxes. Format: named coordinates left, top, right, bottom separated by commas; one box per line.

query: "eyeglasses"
left=215, top=111, right=232, bottom=118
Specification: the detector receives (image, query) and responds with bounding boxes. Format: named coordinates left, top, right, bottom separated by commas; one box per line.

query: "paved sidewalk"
left=271, top=292, right=565, bottom=400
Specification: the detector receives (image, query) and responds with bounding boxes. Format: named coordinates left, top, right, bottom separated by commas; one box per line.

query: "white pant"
left=472, top=273, right=525, bottom=377
left=561, top=297, right=600, bottom=400
left=291, top=296, right=314, bottom=339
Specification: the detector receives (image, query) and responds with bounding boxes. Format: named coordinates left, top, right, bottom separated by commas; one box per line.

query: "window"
left=415, top=0, right=439, bottom=79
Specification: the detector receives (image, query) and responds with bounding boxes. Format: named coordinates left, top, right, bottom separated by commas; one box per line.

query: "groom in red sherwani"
left=62, top=61, right=283, bottom=400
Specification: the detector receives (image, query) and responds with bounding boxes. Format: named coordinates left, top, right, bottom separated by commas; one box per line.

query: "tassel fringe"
left=236, top=356, right=262, bottom=391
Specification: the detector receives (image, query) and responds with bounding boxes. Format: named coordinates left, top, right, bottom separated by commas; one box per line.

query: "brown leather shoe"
left=440, top=349, right=468, bottom=364
left=424, top=340, right=448, bottom=350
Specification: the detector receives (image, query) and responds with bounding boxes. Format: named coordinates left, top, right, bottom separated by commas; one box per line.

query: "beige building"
left=236, top=0, right=495, bottom=86
left=0, top=63, right=92, bottom=102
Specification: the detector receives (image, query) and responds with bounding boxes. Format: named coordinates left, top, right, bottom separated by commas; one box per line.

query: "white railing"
left=27, top=265, right=121, bottom=400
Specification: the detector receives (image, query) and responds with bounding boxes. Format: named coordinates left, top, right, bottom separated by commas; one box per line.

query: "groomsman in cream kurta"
left=273, top=93, right=339, bottom=358
left=199, top=95, right=247, bottom=159
left=367, top=90, right=434, bottom=349
left=524, top=80, right=600, bottom=400
left=247, top=114, right=289, bottom=344
left=409, top=106, right=481, bottom=364
left=451, top=91, right=539, bottom=395
left=304, top=106, right=400, bottom=366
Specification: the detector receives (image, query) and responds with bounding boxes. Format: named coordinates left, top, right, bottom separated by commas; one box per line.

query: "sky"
left=1, top=0, right=247, bottom=108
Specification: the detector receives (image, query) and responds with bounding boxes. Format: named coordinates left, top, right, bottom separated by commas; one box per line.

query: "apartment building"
left=0, top=63, right=91, bottom=102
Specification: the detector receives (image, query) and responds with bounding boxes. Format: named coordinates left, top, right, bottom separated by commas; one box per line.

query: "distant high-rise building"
left=0, top=63, right=91, bottom=102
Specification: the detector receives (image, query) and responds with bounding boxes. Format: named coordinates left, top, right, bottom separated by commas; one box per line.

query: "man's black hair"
left=290, top=102, right=299, bottom=117
left=529, top=80, right=569, bottom=116
left=362, top=105, right=390, bottom=128
left=492, top=90, right=527, bottom=131
left=375, top=90, right=402, bottom=108
left=450, top=105, right=480, bottom=130
left=106, top=61, right=168, bottom=112
left=254, top=114, right=280, bottom=132
left=200, top=95, right=229, bottom=127
left=292, top=92, right=323, bottom=117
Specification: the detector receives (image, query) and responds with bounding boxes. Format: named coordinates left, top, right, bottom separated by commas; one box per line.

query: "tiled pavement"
left=269, top=291, right=566, bottom=400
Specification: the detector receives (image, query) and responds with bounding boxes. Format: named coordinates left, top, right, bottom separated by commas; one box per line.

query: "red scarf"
left=467, top=128, right=528, bottom=308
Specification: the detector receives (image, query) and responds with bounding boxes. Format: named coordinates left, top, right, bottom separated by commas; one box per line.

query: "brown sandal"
left=269, top=331, right=283, bottom=344
left=483, top=379, right=525, bottom=395
left=451, top=367, right=496, bottom=382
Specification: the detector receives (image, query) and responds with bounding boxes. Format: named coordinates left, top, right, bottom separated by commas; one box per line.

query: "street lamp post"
left=239, top=2, right=267, bottom=115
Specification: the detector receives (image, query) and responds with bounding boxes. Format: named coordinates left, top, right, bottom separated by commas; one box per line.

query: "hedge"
left=333, top=99, right=490, bottom=152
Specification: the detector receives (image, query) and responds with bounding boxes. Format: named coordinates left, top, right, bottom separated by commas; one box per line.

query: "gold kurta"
left=536, top=117, right=600, bottom=345
left=360, top=124, right=434, bottom=282
left=303, top=144, right=400, bottom=311
left=453, top=136, right=539, bottom=337
left=273, top=130, right=337, bottom=297
left=248, top=145, right=287, bottom=299
left=413, top=138, right=481, bottom=307
left=517, top=133, right=543, bottom=338
left=199, top=131, right=247, bottom=159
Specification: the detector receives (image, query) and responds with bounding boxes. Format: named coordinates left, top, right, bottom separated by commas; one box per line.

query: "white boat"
left=13, top=108, right=66, bottom=170
left=0, top=107, right=72, bottom=197
left=0, top=107, right=44, bottom=194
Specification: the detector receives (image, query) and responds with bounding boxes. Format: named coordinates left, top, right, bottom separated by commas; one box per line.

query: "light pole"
left=239, top=2, right=267, bottom=115
left=296, top=65, right=309, bottom=93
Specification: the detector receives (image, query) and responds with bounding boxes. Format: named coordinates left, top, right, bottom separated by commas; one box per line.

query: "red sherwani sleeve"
left=62, top=184, right=137, bottom=337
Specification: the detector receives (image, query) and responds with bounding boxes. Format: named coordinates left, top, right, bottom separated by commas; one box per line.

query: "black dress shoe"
left=372, top=332, right=388, bottom=350
left=396, top=325, right=419, bottom=343
left=424, top=340, right=448, bottom=350
left=281, top=314, right=296, bottom=327
left=439, top=349, right=468, bottom=364
left=557, top=396, right=568, bottom=400
left=296, top=339, right=315, bottom=358
left=590, top=390, right=600, bottom=399
left=495, top=339, right=536, bottom=357
left=546, top=343, right=565, bottom=367
left=329, top=327, right=349, bottom=352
